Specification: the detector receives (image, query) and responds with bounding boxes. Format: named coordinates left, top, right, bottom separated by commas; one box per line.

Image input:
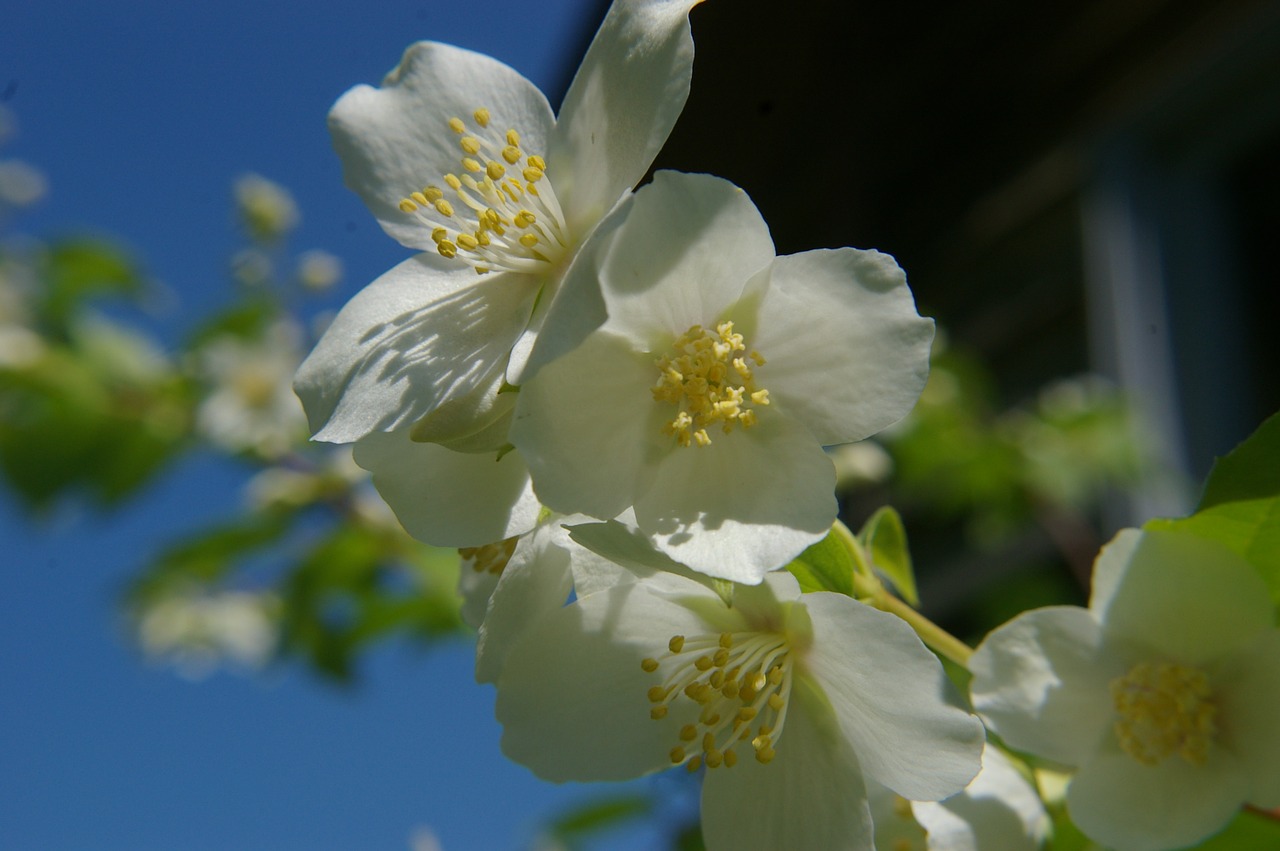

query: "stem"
left=830, top=519, right=974, bottom=668
left=872, top=592, right=973, bottom=668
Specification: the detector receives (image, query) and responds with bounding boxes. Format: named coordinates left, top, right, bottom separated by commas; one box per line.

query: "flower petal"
left=495, top=579, right=713, bottom=782
left=1215, top=628, right=1280, bottom=808
left=802, top=593, right=985, bottom=801
left=701, top=689, right=875, bottom=851
left=511, top=331, right=662, bottom=521
left=591, top=171, right=775, bottom=346
left=352, top=430, right=538, bottom=547
left=634, top=413, right=836, bottom=582
left=752, top=248, right=935, bottom=445
left=1067, top=742, right=1248, bottom=851
left=549, top=0, right=700, bottom=236
left=329, top=41, right=555, bottom=251
left=969, top=606, right=1120, bottom=767
left=1091, top=529, right=1274, bottom=664
left=910, top=746, right=1049, bottom=851
left=294, top=254, right=536, bottom=444
left=475, top=523, right=575, bottom=685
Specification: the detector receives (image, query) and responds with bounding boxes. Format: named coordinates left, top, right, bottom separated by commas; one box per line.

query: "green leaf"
left=785, top=527, right=855, bottom=596
left=1188, top=807, right=1280, bottom=850
left=1147, top=412, right=1280, bottom=605
left=39, top=238, right=146, bottom=335
left=858, top=505, right=919, bottom=606
left=546, top=794, right=654, bottom=845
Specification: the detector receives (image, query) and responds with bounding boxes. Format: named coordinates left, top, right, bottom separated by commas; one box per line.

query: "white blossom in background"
left=0, top=247, right=44, bottom=367
left=233, top=173, right=299, bottom=242
left=495, top=551, right=983, bottom=851
left=510, top=172, right=934, bottom=581
left=296, top=249, right=343, bottom=292
left=970, top=528, right=1280, bottom=851
left=196, top=320, right=308, bottom=458
left=0, top=159, right=47, bottom=209
left=870, top=744, right=1048, bottom=851
left=137, top=590, right=278, bottom=680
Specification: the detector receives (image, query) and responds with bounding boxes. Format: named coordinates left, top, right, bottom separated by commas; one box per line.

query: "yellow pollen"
left=1111, top=660, right=1217, bottom=766
left=457, top=536, right=518, bottom=576
left=670, top=746, right=685, bottom=764
left=650, top=706, right=668, bottom=720
left=652, top=321, right=771, bottom=447
left=644, top=629, right=794, bottom=771
left=397, top=108, right=569, bottom=271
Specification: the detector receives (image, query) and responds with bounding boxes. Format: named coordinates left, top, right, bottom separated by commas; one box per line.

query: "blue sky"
left=0, top=1, right=673, bottom=848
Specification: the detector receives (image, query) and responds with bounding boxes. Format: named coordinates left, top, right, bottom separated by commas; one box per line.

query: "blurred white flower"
left=138, top=590, right=278, bottom=680
left=230, top=247, right=274, bottom=287
left=196, top=320, right=308, bottom=458
left=870, top=744, right=1049, bottom=851
left=234, top=173, right=299, bottom=242
left=296, top=249, right=343, bottom=292
left=829, top=440, right=893, bottom=490
left=0, top=159, right=47, bottom=208
left=970, top=528, right=1280, bottom=851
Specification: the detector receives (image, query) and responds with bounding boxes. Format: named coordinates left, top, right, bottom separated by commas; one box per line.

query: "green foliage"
left=0, top=317, right=191, bottom=509
left=37, top=238, right=146, bottom=337
left=858, top=505, right=918, bottom=606
left=881, top=348, right=1138, bottom=548
left=282, top=524, right=463, bottom=681
left=542, top=793, right=655, bottom=850
left=785, top=526, right=855, bottom=596
left=1147, top=412, right=1280, bottom=604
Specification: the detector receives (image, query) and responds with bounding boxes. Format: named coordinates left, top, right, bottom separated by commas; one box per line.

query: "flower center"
left=458, top=536, right=518, bottom=576
left=641, top=629, right=794, bottom=772
left=651, top=321, right=770, bottom=448
left=397, top=107, right=570, bottom=275
left=1110, top=660, right=1217, bottom=766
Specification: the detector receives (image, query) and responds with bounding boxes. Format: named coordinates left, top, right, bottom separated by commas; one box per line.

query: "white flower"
left=296, top=249, right=343, bottom=292
left=137, top=590, right=278, bottom=680
left=458, top=513, right=632, bottom=683
left=969, top=528, right=1280, bottom=851
left=494, top=555, right=984, bottom=851
left=196, top=320, right=308, bottom=458
left=352, top=430, right=540, bottom=547
left=294, top=0, right=703, bottom=453
left=233, top=173, right=299, bottom=242
left=508, top=171, right=935, bottom=581
left=869, top=744, right=1049, bottom=851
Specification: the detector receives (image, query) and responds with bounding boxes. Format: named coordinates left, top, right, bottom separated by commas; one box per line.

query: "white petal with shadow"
left=295, top=255, right=536, bottom=444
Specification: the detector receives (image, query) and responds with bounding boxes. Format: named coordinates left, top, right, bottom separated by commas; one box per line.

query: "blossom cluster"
left=295, top=1, right=1279, bottom=848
